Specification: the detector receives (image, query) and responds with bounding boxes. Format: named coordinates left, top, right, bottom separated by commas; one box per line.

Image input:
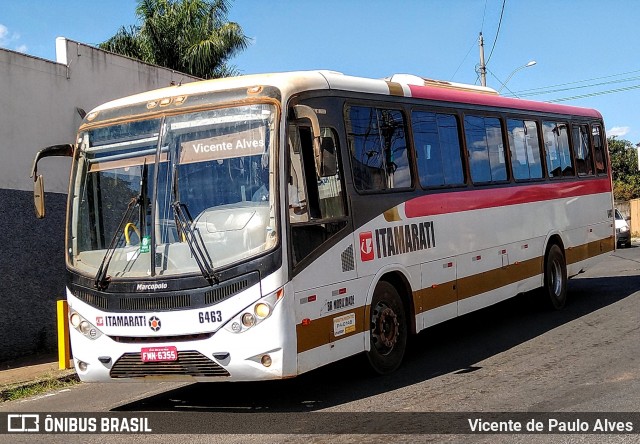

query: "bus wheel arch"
left=365, top=272, right=412, bottom=375
left=541, top=236, right=568, bottom=310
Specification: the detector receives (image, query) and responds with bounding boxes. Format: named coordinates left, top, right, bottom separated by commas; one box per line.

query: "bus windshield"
left=69, top=103, right=278, bottom=281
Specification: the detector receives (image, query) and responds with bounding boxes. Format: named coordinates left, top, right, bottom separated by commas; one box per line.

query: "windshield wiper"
left=171, top=166, right=218, bottom=285
left=95, top=162, right=147, bottom=290
left=94, top=195, right=140, bottom=290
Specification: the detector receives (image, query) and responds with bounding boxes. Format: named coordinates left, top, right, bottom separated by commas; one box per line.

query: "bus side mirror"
left=293, top=105, right=323, bottom=176
left=30, top=143, right=74, bottom=219
left=34, top=175, right=46, bottom=219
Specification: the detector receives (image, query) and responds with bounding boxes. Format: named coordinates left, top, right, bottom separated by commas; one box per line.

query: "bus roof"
left=89, top=70, right=602, bottom=119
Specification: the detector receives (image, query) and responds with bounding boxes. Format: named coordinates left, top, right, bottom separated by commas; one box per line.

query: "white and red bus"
left=32, top=70, right=613, bottom=381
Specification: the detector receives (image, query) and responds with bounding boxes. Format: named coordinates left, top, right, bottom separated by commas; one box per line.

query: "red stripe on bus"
left=405, top=179, right=611, bottom=218
left=407, top=85, right=602, bottom=118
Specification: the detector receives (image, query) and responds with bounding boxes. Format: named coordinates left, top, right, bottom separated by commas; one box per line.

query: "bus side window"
left=543, top=121, right=573, bottom=178
left=507, top=119, right=543, bottom=180
left=464, top=115, right=507, bottom=183
left=412, top=110, right=465, bottom=187
left=592, top=124, right=607, bottom=175
left=346, top=106, right=411, bottom=191
left=573, top=124, right=594, bottom=176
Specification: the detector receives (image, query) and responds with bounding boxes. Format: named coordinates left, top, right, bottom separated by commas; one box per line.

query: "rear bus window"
left=411, top=111, right=465, bottom=187
left=592, top=124, right=607, bottom=175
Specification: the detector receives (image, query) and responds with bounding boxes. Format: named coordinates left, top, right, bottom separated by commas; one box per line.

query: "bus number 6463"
left=199, top=310, right=222, bottom=323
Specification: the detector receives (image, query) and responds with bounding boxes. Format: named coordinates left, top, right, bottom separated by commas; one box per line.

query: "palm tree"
left=99, top=0, right=249, bottom=79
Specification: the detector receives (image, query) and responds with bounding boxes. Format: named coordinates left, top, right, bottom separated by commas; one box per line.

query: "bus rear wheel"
left=543, top=244, right=567, bottom=310
left=366, top=281, right=407, bottom=375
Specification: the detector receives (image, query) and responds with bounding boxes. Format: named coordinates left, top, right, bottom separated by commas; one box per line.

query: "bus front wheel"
left=366, top=281, right=407, bottom=375
left=543, top=244, right=567, bottom=310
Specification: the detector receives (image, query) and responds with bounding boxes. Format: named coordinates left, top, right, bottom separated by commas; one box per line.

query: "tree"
left=608, top=136, right=640, bottom=201
left=99, top=0, right=249, bottom=79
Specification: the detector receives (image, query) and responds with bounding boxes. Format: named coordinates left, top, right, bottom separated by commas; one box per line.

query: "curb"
left=0, top=370, right=79, bottom=403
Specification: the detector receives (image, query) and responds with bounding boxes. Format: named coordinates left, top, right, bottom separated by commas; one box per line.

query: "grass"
left=0, top=373, right=79, bottom=402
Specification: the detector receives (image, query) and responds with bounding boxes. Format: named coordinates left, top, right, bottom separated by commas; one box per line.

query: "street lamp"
left=497, top=60, right=537, bottom=93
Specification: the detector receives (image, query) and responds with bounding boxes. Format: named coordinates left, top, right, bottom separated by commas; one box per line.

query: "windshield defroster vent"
left=119, top=294, right=191, bottom=311
left=69, top=272, right=258, bottom=312
left=73, top=289, right=109, bottom=310
left=205, top=278, right=248, bottom=305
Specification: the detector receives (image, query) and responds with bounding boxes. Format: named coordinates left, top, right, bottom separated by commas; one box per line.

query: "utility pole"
left=478, top=32, right=487, bottom=87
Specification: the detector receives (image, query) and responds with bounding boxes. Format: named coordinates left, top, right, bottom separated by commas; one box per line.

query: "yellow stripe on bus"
left=296, top=237, right=614, bottom=354
left=385, top=81, right=405, bottom=97
left=296, top=306, right=366, bottom=354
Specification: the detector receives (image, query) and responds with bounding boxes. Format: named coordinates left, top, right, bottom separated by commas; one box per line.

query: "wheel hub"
left=372, top=304, right=399, bottom=352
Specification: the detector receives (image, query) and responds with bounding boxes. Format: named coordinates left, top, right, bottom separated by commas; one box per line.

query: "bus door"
left=286, top=107, right=364, bottom=372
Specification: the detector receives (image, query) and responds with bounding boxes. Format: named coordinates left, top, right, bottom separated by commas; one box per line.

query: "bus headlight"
left=225, top=288, right=284, bottom=334
left=242, top=313, right=256, bottom=327
left=254, top=303, right=271, bottom=319
left=68, top=309, right=103, bottom=340
left=79, top=321, right=91, bottom=335
left=70, top=312, right=81, bottom=328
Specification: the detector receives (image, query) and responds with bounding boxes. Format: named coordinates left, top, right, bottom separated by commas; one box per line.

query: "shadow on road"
left=113, top=274, right=640, bottom=413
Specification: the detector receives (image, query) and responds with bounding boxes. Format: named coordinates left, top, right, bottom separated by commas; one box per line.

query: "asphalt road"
left=2, top=246, right=639, bottom=443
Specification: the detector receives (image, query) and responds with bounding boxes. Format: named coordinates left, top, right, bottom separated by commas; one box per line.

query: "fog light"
left=77, top=361, right=88, bottom=372
left=79, top=321, right=91, bottom=334
left=261, top=355, right=272, bottom=367
left=254, top=303, right=271, bottom=319
left=231, top=322, right=242, bottom=332
left=70, top=313, right=81, bottom=328
left=242, top=313, right=255, bottom=327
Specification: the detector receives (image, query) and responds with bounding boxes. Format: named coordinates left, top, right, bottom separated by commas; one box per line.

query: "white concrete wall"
left=1, top=38, right=198, bottom=194
left=0, top=39, right=199, bottom=361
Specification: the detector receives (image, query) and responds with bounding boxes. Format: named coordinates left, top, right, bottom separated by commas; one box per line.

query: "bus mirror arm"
left=293, top=105, right=323, bottom=178
left=30, top=144, right=74, bottom=219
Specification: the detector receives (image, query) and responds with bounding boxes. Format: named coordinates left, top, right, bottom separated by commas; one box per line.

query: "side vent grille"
left=205, top=279, right=248, bottom=305
left=341, top=245, right=355, bottom=272
left=73, top=289, right=108, bottom=310
left=119, top=294, right=191, bottom=311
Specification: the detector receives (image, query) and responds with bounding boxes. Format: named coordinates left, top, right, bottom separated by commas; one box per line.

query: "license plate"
left=141, top=346, right=178, bottom=362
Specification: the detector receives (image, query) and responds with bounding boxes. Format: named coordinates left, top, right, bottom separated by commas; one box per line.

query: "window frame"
left=591, top=122, right=608, bottom=176
left=505, top=117, right=545, bottom=182
left=542, top=120, right=575, bottom=179
left=410, top=108, right=467, bottom=189
left=344, top=102, right=414, bottom=194
left=572, top=122, right=595, bottom=177
left=462, top=113, right=510, bottom=185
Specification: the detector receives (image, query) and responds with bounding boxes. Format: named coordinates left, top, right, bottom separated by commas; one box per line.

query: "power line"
left=451, top=39, right=477, bottom=80
left=480, top=0, right=488, bottom=32
left=505, top=68, right=640, bottom=97
left=499, top=67, right=640, bottom=102
left=514, top=75, right=640, bottom=98
left=485, top=0, right=506, bottom=66
left=547, top=84, right=640, bottom=103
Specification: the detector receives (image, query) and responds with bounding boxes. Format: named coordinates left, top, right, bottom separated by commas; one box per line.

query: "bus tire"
left=366, top=281, right=407, bottom=375
left=543, top=244, right=567, bottom=310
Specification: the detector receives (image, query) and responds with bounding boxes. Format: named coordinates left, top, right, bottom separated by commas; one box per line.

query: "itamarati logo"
left=135, top=282, right=168, bottom=292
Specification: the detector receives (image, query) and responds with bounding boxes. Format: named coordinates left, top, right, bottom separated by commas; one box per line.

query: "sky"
left=3, top=0, right=640, bottom=142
